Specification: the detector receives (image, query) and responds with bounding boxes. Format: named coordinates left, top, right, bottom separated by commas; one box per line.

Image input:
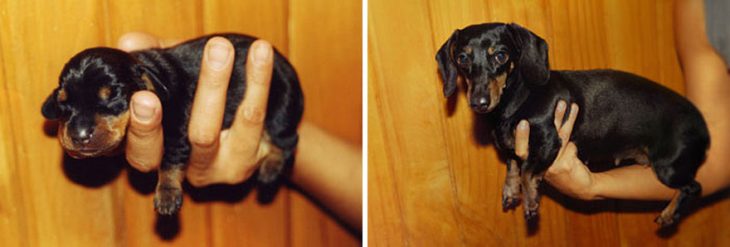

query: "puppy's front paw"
left=502, top=188, right=521, bottom=211
left=154, top=187, right=183, bottom=215
left=502, top=195, right=521, bottom=211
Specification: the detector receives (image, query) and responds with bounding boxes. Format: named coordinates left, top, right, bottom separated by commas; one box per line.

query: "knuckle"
left=226, top=169, right=254, bottom=185
left=241, top=106, right=265, bottom=125
left=126, top=156, right=155, bottom=173
left=187, top=176, right=209, bottom=187
left=189, top=132, right=219, bottom=148
left=199, top=76, right=227, bottom=89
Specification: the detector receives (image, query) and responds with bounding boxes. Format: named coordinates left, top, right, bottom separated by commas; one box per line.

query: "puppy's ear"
left=436, top=30, right=459, bottom=97
left=508, top=23, right=550, bottom=85
left=41, top=90, right=60, bottom=120
left=134, top=64, right=169, bottom=101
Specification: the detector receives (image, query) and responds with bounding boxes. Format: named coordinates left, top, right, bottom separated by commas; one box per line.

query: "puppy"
left=436, top=23, right=708, bottom=226
left=42, top=34, right=304, bottom=215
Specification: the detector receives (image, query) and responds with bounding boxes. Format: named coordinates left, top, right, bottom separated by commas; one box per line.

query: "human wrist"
left=584, top=171, right=606, bottom=200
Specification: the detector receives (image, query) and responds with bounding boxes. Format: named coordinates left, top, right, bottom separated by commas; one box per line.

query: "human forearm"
left=291, top=121, right=363, bottom=230
left=589, top=165, right=675, bottom=201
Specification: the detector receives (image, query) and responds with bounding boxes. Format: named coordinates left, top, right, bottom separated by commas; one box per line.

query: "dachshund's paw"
left=523, top=207, right=539, bottom=221
left=502, top=194, right=521, bottom=211
left=654, top=213, right=679, bottom=227
left=154, top=187, right=183, bottom=215
left=258, top=157, right=284, bottom=184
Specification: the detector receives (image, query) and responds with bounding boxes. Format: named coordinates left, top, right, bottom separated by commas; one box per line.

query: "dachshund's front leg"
left=154, top=163, right=184, bottom=215
left=502, top=159, right=522, bottom=211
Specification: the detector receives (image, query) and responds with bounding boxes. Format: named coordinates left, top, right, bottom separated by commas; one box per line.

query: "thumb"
left=125, top=91, right=164, bottom=172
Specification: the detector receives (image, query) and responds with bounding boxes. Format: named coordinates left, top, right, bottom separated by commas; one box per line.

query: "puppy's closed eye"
left=494, top=52, right=508, bottom=65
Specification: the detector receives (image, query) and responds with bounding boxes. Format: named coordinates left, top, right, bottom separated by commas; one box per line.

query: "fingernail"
left=133, top=101, right=154, bottom=122
left=518, top=120, right=528, bottom=130
left=557, top=101, right=566, bottom=111
left=252, top=41, right=271, bottom=64
left=207, top=40, right=230, bottom=70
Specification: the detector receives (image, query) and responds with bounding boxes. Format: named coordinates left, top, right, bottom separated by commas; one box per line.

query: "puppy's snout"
left=470, top=97, right=490, bottom=113
left=70, top=127, right=94, bottom=145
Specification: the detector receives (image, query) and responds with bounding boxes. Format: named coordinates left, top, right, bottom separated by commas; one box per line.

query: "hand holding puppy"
left=119, top=32, right=275, bottom=187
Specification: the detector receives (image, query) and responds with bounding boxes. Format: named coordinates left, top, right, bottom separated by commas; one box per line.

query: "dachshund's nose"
left=471, top=97, right=490, bottom=112
left=70, top=128, right=94, bottom=145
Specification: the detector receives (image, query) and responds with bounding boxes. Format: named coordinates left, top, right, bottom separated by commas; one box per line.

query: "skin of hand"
left=119, top=33, right=363, bottom=230
left=513, top=101, right=599, bottom=200
left=118, top=32, right=275, bottom=186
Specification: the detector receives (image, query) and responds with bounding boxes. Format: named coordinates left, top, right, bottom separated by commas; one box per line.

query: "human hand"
left=119, top=32, right=275, bottom=186
left=514, top=101, right=598, bottom=200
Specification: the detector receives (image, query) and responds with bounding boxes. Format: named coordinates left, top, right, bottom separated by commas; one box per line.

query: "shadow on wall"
left=48, top=119, right=284, bottom=240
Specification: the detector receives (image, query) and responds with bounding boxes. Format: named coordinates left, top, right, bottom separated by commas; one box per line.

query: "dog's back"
left=554, top=69, right=709, bottom=177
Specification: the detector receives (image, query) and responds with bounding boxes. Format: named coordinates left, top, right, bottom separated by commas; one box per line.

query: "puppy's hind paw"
left=654, top=213, right=679, bottom=227
left=525, top=209, right=538, bottom=221
left=154, top=187, right=183, bottom=215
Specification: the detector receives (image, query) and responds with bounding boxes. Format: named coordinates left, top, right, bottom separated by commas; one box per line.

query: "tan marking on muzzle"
left=96, top=110, right=130, bottom=146
left=487, top=73, right=508, bottom=111
left=60, top=111, right=130, bottom=157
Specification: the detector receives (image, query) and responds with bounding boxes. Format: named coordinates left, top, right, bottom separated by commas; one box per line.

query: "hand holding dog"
left=119, top=32, right=273, bottom=186
left=514, top=101, right=597, bottom=200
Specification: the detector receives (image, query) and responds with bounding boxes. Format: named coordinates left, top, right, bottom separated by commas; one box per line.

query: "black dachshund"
left=42, top=34, right=304, bottom=215
left=436, top=23, right=708, bottom=226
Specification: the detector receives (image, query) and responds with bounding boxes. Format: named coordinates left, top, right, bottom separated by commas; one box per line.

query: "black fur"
left=436, top=23, right=709, bottom=226
left=42, top=34, right=304, bottom=214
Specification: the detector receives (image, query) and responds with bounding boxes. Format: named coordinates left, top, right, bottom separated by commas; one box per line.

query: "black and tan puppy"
left=436, top=23, right=708, bottom=226
left=42, top=34, right=304, bottom=215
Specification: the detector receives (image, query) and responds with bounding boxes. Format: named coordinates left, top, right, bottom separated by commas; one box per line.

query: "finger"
left=225, top=40, right=274, bottom=156
left=118, top=32, right=184, bottom=52
left=118, top=32, right=161, bottom=52
left=558, top=104, right=580, bottom=142
left=553, top=100, right=567, bottom=130
left=547, top=141, right=579, bottom=177
left=125, top=91, right=164, bottom=172
left=188, top=37, right=235, bottom=167
left=514, top=120, right=530, bottom=160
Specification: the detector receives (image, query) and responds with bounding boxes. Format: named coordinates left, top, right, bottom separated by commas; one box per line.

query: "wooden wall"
left=369, top=0, right=729, bottom=246
left=0, top=0, right=361, bottom=246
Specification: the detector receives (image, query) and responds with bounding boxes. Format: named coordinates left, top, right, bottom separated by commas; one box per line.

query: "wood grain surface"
left=368, top=0, right=729, bottom=246
left=0, top=0, right=361, bottom=246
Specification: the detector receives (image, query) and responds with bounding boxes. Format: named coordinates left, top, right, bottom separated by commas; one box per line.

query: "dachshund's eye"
left=456, top=53, right=470, bottom=65
left=494, top=52, right=509, bottom=65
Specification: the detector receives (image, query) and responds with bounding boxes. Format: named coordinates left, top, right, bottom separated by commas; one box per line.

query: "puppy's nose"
left=471, top=97, right=490, bottom=112
left=478, top=97, right=488, bottom=107
left=70, top=128, right=94, bottom=145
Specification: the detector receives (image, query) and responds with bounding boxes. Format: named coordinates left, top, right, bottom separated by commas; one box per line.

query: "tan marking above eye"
left=464, top=46, right=473, bottom=54
left=99, top=86, right=111, bottom=100
left=58, top=89, right=67, bottom=102
left=487, top=47, right=495, bottom=55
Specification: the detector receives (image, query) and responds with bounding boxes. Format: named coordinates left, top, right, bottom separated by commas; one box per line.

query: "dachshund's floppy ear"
left=508, top=23, right=550, bottom=85
left=134, top=64, right=170, bottom=101
left=436, top=30, right=459, bottom=97
left=41, top=89, right=60, bottom=120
